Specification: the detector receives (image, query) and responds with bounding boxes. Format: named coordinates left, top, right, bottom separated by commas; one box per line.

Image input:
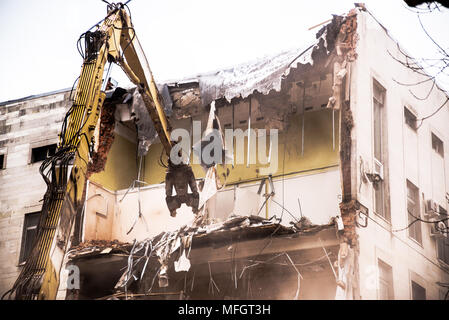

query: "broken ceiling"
left=109, top=11, right=356, bottom=154
left=164, top=13, right=353, bottom=111
left=166, top=45, right=314, bottom=108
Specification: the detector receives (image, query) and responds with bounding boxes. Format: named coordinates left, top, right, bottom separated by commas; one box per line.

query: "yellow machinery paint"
left=15, top=9, right=121, bottom=299
left=8, top=5, right=183, bottom=300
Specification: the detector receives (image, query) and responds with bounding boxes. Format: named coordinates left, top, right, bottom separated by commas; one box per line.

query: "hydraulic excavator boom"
left=5, top=2, right=198, bottom=300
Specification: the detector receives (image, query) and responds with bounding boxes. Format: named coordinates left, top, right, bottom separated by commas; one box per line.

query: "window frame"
left=0, top=153, right=5, bottom=170
left=411, top=280, right=426, bottom=300
left=29, top=143, right=57, bottom=164
left=406, top=180, right=422, bottom=244
left=378, top=259, right=394, bottom=300
left=372, top=78, right=390, bottom=221
left=409, top=271, right=427, bottom=300
left=431, top=132, right=444, bottom=158
left=19, top=211, right=41, bottom=265
left=404, top=106, right=418, bottom=131
left=436, top=205, right=449, bottom=265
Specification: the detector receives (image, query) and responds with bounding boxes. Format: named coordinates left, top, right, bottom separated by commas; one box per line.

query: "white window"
left=431, top=132, right=446, bottom=209
left=19, top=212, right=40, bottom=264
left=373, top=80, right=389, bottom=220
left=437, top=206, right=449, bottom=265
left=378, top=259, right=394, bottom=299
left=407, top=180, right=422, bottom=244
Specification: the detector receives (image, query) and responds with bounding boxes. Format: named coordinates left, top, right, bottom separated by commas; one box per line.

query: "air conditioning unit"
left=430, top=221, right=447, bottom=239
left=373, top=159, right=384, bottom=180
left=424, top=200, right=440, bottom=220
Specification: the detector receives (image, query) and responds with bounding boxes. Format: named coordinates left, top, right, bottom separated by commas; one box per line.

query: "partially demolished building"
left=1, top=5, right=449, bottom=300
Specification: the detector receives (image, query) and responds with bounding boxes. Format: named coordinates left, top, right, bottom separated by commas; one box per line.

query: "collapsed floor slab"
left=67, top=215, right=341, bottom=300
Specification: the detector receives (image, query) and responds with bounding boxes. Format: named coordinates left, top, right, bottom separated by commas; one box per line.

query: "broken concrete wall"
left=87, top=101, right=116, bottom=178
left=322, top=9, right=359, bottom=248
left=80, top=12, right=347, bottom=255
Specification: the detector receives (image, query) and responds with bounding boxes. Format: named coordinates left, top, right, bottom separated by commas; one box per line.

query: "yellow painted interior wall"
left=89, top=134, right=138, bottom=190
left=88, top=109, right=339, bottom=191
left=143, top=109, right=340, bottom=186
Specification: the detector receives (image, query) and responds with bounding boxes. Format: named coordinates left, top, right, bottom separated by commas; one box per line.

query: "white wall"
left=352, top=10, right=449, bottom=299
left=114, top=184, right=197, bottom=242
left=88, top=168, right=341, bottom=243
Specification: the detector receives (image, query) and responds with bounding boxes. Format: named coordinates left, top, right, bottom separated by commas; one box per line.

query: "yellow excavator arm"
left=6, top=3, right=197, bottom=300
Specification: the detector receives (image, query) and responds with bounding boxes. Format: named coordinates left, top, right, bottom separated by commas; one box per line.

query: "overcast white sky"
left=0, top=0, right=448, bottom=102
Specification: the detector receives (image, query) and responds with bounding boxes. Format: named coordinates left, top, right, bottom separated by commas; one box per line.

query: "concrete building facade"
left=353, top=11, right=449, bottom=300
